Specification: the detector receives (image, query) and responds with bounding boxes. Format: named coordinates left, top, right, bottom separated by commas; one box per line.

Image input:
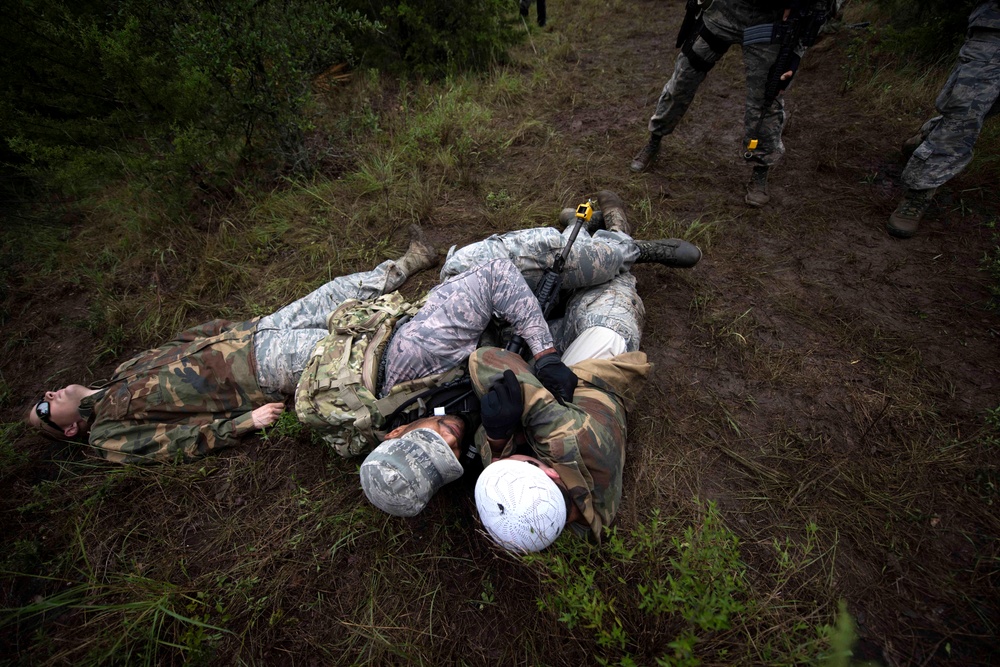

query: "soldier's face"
left=29, top=385, right=89, bottom=436
left=386, top=415, right=466, bottom=460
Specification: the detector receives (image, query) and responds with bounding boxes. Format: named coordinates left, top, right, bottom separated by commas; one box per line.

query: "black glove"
left=481, top=370, right=523, bottom=441
left=534, top=352, right=578, bottom=404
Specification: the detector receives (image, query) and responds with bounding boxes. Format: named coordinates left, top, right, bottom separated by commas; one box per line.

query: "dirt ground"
left=2, top=1, right=999, bottom=665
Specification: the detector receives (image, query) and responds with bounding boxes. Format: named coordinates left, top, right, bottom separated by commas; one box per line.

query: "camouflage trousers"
left=440, top=228, right=644, bottom=352
left=253, top=260, right=407, bottom=395
left=902, top=29, right=1000, bottom=190
left=551, top=274, right=645, bottom=354
left=648, top=0, right=795, bottom=166
left=440, top=227, right=640, bottom=291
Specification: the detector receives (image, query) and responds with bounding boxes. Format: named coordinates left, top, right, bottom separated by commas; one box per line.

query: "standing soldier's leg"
left=742, top=40, right=787, bottom=207
left=631, top=40, right=724, bottom=173
left=890, top=31, right=1000, bottom=238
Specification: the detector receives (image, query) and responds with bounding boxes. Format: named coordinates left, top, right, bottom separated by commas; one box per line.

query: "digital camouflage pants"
left=648, top=0, right=802, bottom=166
left=902, top=29, right=1000, bottom=190
left=253, top=260, right=407, bottom=395
left=440, top=228, right=644, bottom=351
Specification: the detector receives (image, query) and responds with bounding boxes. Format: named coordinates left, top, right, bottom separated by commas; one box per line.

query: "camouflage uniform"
left=647, top=0, right=828, bottom=166
left=253, top=260, right=407, bottom=395
left=901, top=2, right=1000, bottom=190
left=83, top=260, right=409, bottom=464
left=380, top=258, right=554, bottom=395
left=470, top=271, right=650, bottom=543
left=439, top=227, right=640, bottom=292
left=439, top=227, right=644, bottom=351
left=470, top=347, right=650, bottom=543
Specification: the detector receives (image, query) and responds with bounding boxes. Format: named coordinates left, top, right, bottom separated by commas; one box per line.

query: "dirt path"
left=507, top=1, right=1000, bottom=663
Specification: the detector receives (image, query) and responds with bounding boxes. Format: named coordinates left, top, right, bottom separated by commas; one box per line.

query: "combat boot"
left=887, top=187, right=936, bottom=239
left=596, top=190, right=631, bottom=236
left=395, top=224, right=438, bottom=276
left=629, top=134, right=662, bottom=173
left=559, top=208, right=605, bottom=234
left=745, top=166, right=770, bottom=207
left=635, top=239, right=702, bottom=269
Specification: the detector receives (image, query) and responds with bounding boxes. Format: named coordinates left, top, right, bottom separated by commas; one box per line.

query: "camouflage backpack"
left=294, top=291, right=425, bottom=457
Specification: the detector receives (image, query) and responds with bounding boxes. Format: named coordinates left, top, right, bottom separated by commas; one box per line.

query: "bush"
left=0, top=0, right=376, bottom=191
left=868, top=0, right=983, bottom=61
left=341, top=0, right=521, bottom=77
left=0, top=0, right=521, bottom=193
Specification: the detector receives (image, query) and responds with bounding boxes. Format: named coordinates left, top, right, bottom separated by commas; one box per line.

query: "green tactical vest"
left=294, top=292, right=426, bottom=457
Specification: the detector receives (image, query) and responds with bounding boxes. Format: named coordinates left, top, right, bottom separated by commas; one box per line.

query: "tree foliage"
left=869, top=0, right=984, bottom=61
left=0, top=0, right=520, bottom=193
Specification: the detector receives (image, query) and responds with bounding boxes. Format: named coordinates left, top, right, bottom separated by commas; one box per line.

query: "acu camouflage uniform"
left=470, top=347, right=650, bottom=543
left=83, top=260, right=410, bottom=464
left=439, top=227, right=645, bottom=350
left=647, top=0, right=831, bottom=166
left=902, top=1, right=1000, bottom=190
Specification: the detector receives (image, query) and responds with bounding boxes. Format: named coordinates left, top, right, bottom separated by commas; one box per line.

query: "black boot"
left=635, top=239, right=702, bottom=269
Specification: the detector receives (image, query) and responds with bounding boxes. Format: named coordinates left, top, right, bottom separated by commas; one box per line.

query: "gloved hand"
left=534, top=352, right=578, bottom=404
left=481, top=370, right=523, bottom=441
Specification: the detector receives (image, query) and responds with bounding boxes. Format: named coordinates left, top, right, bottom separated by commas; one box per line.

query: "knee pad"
left=681, top=26, right=732, bottom=73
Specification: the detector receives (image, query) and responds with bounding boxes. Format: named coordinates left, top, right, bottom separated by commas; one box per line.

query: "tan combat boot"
left=629, top=134, right=662, bottom=173
left=395, top=225, right=438, bottom=277
left=887, top=188, right=936, bottom=239
left=596, top=190, right=631, bottom=236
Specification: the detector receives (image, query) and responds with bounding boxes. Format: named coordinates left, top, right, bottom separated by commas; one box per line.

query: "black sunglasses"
left=35, top=400, right=60, bottom=431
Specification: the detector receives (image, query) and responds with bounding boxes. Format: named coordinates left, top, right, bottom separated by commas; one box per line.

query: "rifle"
left=743, top=2, right=830, bottom=158
left=504, top=199, right=594, bottom=355
left=460, top=200, right=594, bottom=467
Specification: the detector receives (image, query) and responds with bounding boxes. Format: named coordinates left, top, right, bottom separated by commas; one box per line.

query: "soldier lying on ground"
left=28, top=206, right=697, bottom=465
left=360, top=191, right=653, bottom=552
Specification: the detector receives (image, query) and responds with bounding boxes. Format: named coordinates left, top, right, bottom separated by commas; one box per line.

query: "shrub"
left=0, top=0, right=377, bottom=191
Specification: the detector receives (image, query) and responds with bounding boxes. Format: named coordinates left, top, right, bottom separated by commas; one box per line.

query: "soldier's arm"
left=89, top=413, right=259, bottom=464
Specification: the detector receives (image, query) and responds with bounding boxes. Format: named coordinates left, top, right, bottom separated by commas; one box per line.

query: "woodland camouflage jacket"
left=84, top=319, right=275, bottom=464
left=470, top=347, right=650, bottom=543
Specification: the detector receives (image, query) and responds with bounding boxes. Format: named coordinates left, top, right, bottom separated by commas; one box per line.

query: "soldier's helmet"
left=475, top=460, right=567, bottom=552
left=360, top=428, right=464, bottom=517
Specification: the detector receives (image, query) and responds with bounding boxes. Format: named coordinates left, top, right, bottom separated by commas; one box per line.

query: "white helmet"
left=474, top=459, right=567, bottom=552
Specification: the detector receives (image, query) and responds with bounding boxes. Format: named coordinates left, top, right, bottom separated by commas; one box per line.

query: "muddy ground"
left=2, top=0, right=999, bottom=665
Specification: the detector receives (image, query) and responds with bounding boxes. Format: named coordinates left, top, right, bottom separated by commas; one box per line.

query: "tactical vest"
left=294, top=292, right=472, bottom=457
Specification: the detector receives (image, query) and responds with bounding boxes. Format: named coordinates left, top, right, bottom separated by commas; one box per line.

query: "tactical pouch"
left=294, top=292, right=423, bottom=457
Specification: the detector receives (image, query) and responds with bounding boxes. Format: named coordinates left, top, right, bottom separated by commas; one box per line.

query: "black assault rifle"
left=504, top=199, right=594, bottom=355
left=743, top=2, right=830, bottom=158
left=459, top=200, right=595, bottom=466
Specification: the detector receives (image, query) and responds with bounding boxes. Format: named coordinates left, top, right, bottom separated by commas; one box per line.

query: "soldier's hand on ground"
left=481, top=370, right=523, bottom=441
left=252, top=402, right=285, bottom=429
left=534, top=351, right=578, bottom=404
